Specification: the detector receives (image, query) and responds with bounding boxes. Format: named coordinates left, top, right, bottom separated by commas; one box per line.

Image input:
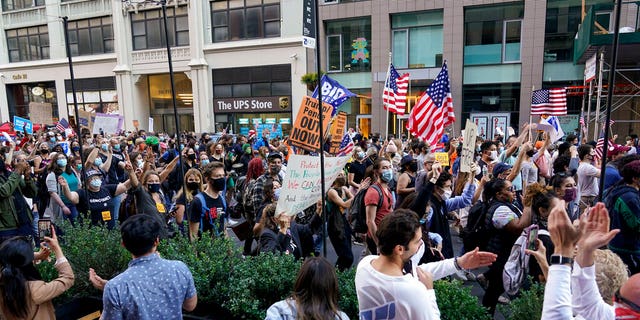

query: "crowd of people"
left=0, top=123, right=639, bottom=319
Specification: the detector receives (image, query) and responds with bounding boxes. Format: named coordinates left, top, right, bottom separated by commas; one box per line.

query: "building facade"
left=0, top=0, right=309, bottom=135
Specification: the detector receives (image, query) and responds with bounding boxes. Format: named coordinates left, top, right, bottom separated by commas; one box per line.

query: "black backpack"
left=349, top=184, right=383, bottom=234
left=460, top=201, right=492, bottom=252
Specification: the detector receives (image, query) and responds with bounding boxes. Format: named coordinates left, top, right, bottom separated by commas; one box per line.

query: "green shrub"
left=224, top=253, right=301, bottom=320
left=434, top=280, right=491, bottom=320
left=337, top=267, right=358, bottom=319
left=498, top=281, right=545, bottom=320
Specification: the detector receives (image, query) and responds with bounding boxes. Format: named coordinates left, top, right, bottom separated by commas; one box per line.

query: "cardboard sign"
left=276, top=154, right=350, bottom=216
left=434, top=152, right=449, bottom=165
left=460, top=119, right=478, bottom=173
left=289, top=96, right=333, bottom=152
left=329, top=112, right=347, bottom=154
left=78, top=109, right=94, bottom=131
left=28, top=102, right=53, bottom=125
left=13, top=116, right=33, bottom=134
left=92, top=113, right=123, bottom=135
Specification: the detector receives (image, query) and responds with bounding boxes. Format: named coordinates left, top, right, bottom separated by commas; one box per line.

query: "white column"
left=189, top=0, right=211, bottom=133
left=112, top=0, right=136, bottom=130
left=45, top=0, right=65, bottom=60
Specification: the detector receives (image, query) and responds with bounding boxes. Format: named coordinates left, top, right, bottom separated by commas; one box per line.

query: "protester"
left=188, top=162, right=228, bottom=240
left=364, top=159, right=395, bottom=255
left=0, top=156, right=37, bottom=243
left=255, top=203, right=321, bottom=259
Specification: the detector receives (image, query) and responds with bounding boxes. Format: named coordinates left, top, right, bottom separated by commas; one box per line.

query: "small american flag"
left=406, top=62, right=455, bottom=146
left=531, top=88, right=567, bottom=115
left=600, top=118, right=615, bottom=126
left=579, top=116, right=585, bottom=127
left=382, top=64, right=410, bottom=115
left=336, top=133, right=354, bottom=156
left=56, top=118, right=69, bottom=132
left=595, top=136, right=614, bottom=160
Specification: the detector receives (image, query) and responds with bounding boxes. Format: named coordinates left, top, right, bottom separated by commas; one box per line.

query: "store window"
left=66, top=16, right=114, bottom=57
left=462, top=83, right=520, bottom=128
left=148, top=73, right=194, bottom=133
left=2, top=0, right=44, bottom=11
left=65, top=77, right=118, bottom=114
left=210, top=0, right=280, bottom=43
left=326, top=17, right=371, bottom=73
left=6, top=25, right=49, bottom=62
left=391, top=11, right=443, bottom=69
left=464, top=4, right=523, bottom=65
left=6, top=82, right=58, bottom=121
left=131, top=6, right=189, bottom=50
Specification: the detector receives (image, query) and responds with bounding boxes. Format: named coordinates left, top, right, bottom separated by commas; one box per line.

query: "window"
left=131, top=6, right=189, bottom=50
left=65, top=77, right=119, bottom=114
left=464, top=4, right=523, bottom=65
left=212, top=64, right=291, bottom=97
left=462, top=83, right=521, bottom=128
left=211, top=0, right=280, bottom=42
left=1, top=0, right=44, bottom=11
left=66, top=17, right=114, bottom=56
left=326, top=17, right=371, bottom=73
left=391, top=11, right=443, bottom=69
left=6, top=25, right=49, bottom=62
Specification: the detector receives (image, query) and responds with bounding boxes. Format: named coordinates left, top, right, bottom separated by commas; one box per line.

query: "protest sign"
left=329, top=112, right=347, bottom=154
left=289, top=96, right=333, bottom=152
left=13, top=116, right=33, bottom=134
left=312, top=75, right=356, bottom=115
left=29, top=102, right=53, bottom=125
left=78, top=109, right=94, bottom=131
left=434, top=152, right=449, bottom=165
left=460, top=119, right=478, bottom=173
left=148, top=117, right=154, bottom=132
left=92, top=113, right=123, bottom=135
left=276, top=154, right=350, bottom=216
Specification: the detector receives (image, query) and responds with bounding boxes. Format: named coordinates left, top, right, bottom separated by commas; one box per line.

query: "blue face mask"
left=274, top=188, right=281, bottom=201
left=94, top=158, right=103, bottom=166
left=381, top=169, right=394, bottom=182
left=113, top=144, right=120, bottom=151
left=56, top=159, right=67, bottom=167
left=90, top=178, right=102, bottom=188
left=101, top=144, right=109, bottom=152
left=200, top=159, right=210, bottom=166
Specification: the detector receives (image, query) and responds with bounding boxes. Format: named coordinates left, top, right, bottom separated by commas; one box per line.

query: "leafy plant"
left=498, top=280, right=545, bottom=320
left=300, top=71, right=325, bottom=91
left=434, top=280, right=491, bottom=320
left=337, top=267, right=358, bottom=319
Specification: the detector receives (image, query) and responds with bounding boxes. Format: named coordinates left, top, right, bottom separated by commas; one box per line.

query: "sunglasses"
left=615, top=289, right=640, bottom=312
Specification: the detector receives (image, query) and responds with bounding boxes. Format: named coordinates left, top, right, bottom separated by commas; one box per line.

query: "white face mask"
left=410, top=239, right=425, bottom=277
left=442, top=189, right=453, bottom=201
left=489, top=150, right=498, bottom=160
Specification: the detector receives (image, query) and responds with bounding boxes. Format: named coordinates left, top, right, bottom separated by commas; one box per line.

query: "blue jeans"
left=63, top=203, right=79, bottom=226
left=111, top=193, right=123, bottom=223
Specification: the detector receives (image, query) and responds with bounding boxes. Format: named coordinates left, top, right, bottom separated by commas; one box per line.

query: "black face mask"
left=210, top=177, right=225, bottom=191
left=147, top=183, right=161, bottom=193
left=186, top=181, right=200, bottom=190
left=409, top=162, right=418, bottom=172
left=187, top=154, right=196, bottom=161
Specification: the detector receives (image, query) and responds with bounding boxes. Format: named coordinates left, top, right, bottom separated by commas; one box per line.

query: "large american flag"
left=56, top=118, right=69, bottom=132
left=382, top=64, right=410, bottom=115
left=531, top=88, right=567, bottom=115
left=336, top=133, right=354, bottom=156
left=406, top=62, right=455, bottom=146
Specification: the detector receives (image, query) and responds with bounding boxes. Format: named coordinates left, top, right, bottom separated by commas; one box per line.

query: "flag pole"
left=384, top=52, right=392, bottom=139
left=594, top=51, right=605, bottom=141
left=586, top=79, right=593, bottom=142
left=529, top=86, right=534, bottom=140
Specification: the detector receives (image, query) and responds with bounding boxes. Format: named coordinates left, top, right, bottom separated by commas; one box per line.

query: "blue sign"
left=312, top=75, right=357, bottom=116
left=59, top=141, right=70, bottom=156
left=256, top=123, right=283, bottom=139
left=13, top=116, right=33, bottom=134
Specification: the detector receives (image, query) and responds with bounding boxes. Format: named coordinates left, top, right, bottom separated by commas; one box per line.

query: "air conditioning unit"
left=482, top=96, right=500, bottom=105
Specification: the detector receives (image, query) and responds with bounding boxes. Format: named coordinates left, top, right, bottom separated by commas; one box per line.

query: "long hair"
left=523, top=183, right=556, bottom=219
left=293, top=257, right=344, bottom=320
left=173, top=168, right=203, bottom=204
left=453, top=172, right=470, bottom=196
left=246, top=158, right=264, bottom=181
left=0, top=237, right=40, bottom=318
left=51, top=153, right=73, bottom=175
left=255, top=203, right=277, bottom=235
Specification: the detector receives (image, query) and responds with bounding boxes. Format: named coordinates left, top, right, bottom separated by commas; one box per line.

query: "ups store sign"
left=213, top=97, right=291, bottom=113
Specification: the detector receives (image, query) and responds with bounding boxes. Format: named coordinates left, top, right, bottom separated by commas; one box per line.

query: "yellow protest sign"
left=434, top=152, right=449, bottom=165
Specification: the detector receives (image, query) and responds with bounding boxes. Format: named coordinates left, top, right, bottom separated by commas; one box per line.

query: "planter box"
left=55, top=296, right=102, bottom=320
left=183, top=302, right=235, bottom=320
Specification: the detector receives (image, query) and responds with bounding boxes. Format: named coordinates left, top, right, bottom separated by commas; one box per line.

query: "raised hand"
left=578, top=202, right=619, bottom=253
left=548, top=200, right=581, bottom=257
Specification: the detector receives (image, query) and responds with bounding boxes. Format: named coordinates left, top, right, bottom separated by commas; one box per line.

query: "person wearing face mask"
left=363, top=159, right=395, bottom=255
left=550, top=173, right=580, bottom=222
left=45, top=154, right=81, bottom=226
left=166, top=147, right=198, bottom=194
left=208, top=143, right=225, bottom=164
left=85, top=146, right=110, bottom=184
left=475, top=141, right=498, bottom=181
left=128, top=170, right=175, bottom=233
left=188, top=162, right=228, bottom=239
left=355, top=210, right=497, bottom=320
left=326, top=171, right=366, bottom=270
left=576, top=144, right=601, bottom=214
left=60, top=164, right=137, bottom=230
left=521, top=183, right=558, bottom=283
left=347, top=147, right=370, bottom=195
left=171, top=169, right=203, bottom=238
left=479, top=179, right=532, bottom=315
left=249, top=153, right=283, bottom=221
left=238, top=143, right=253, bottom=176
left=70, top=142, right=82, bottom=159
left=396, top=156, right=418, bottom=209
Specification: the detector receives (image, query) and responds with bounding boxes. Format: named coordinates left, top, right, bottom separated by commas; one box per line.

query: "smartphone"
left=526, top=225, right=539, bottom=251
left=38, top=219, right=52, bottom=242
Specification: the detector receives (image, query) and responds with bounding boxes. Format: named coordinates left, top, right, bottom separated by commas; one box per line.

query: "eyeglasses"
left=615, top=289, right=640, bottom=312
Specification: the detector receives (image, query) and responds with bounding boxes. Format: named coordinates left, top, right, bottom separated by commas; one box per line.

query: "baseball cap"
left=493, top=162, right=513, bottom=177
left=84, top=169, right=102, bottom=179
left=607, top=144, right=631, bottom=157
left=400, top=155, right=414, bottom=167
left=267, top=152, right=282, bottom=161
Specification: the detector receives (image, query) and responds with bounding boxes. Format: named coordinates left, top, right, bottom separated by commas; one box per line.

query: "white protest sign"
left=92, top=113, right=123, bottom=134
left=460, top=119, right=478, bottom=173
left=276, top=154, right=350, bottom=216
left=149, top=117, right=154, bottom=132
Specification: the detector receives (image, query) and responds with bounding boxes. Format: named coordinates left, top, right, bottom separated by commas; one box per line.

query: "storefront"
left=213, top=96, right=292, bottom=137
left=65, top=76, right=119, bottom=116
left=6, top=80, right=58, bottom=123
left=148, top=73, right=194, bottom=133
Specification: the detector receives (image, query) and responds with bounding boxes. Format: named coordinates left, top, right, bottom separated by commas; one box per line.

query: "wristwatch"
left=550, top=255, right=573, bottom=266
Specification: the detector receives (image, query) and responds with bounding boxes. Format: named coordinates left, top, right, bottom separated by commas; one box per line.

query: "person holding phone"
left=0, top=154, right=37, bottom=245
left=0, top=227, right=74, bottom=319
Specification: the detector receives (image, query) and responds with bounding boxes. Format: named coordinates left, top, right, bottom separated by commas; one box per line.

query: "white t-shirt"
left=492, top=205, right=519, bottom=229
left=355, top=255, right=458, bottom=320
left=577, top=162, right=600, bottom=197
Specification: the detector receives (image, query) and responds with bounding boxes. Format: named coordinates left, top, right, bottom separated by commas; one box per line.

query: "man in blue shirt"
left=93, top=215, right=197, bottom=319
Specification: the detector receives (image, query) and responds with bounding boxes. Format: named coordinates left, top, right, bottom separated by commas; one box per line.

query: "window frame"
left=6, top=25, right=49, bottom=62
left=210, top=0, right=281, bottom=43
left=392, top=29, right=409, bottom=69
left=67, top=16, right=114, bottom=56
left=130, top=6, right=189, bottom=51
left=1, top=0, right=44, bottom=11
left=502, top=19, right=522, bottom=63
left=326, top=34, right=343, bottom=72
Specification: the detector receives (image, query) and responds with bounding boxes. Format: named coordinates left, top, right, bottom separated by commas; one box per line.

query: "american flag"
left=531, top=88, right=567, bottom=115
left=600, top=118, right=615, bottom=126
left=336, top=133, right=354, bottom=156
left=579, top=116, right=585, bottom=127
left=56, top=118, right=69, bottom=132
left=406, top=62, right=455, bottom=146
left=595, top=136, right=614, bottom=160
left=382, top=64, right=410, bottom=115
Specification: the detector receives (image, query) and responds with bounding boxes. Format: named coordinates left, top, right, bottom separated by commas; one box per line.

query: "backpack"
left=502, top=227, right=550, bottom=296
left=194, top=192, right=227, bottom=237
left=349, top=184, right=383, bottom=234
left=242, top=179, right=257, bottom=219
left=460, top=201, right=492, bottom=252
